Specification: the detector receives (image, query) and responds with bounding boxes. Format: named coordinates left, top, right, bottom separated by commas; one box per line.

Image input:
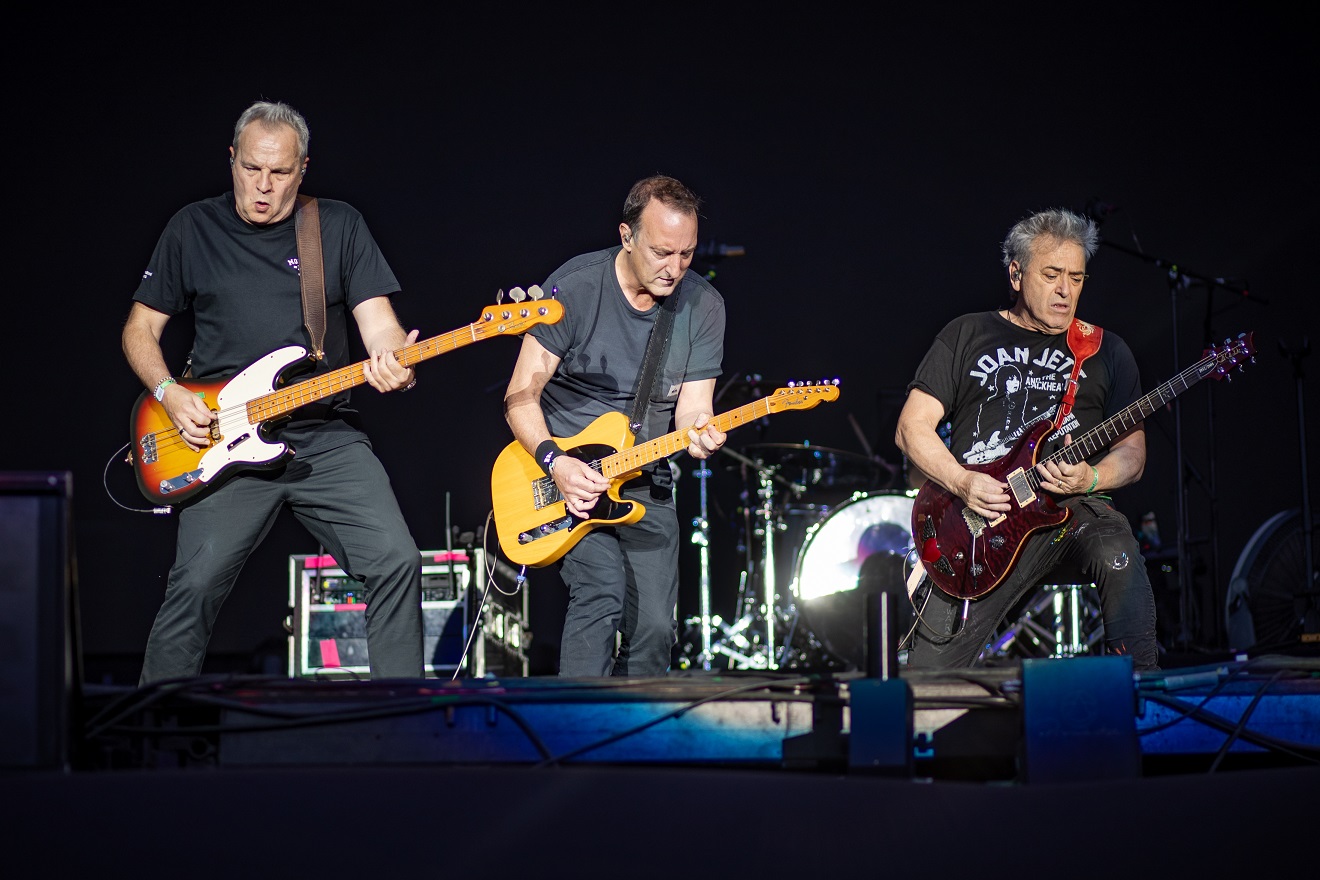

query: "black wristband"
left=535, top=439, right=564, bottom=476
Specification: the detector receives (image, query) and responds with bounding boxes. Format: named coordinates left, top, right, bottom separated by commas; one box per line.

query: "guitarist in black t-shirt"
left=895, top=207, right=1161, bottom=672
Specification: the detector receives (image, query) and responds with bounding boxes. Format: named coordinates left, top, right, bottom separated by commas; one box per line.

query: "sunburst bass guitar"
left=491, top=382, right=841, bottom=568
left=912, top=331, right=1255, bottom=600
left=130, top=290, right=563, bottom=507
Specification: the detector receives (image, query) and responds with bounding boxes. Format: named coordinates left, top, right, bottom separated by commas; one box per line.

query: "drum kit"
left=674, top=434, right=919, bottom=674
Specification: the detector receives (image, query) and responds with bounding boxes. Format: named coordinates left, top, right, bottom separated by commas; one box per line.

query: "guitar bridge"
left=139, top=434, right=159, bottom=465
left=532, top=475, right=564, bottom=509
left=961, top=507, right=987, bottom=537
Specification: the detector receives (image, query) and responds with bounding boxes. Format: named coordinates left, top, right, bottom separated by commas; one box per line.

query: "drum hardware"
left=780, top=492, right=919, bottom=672
left=684, top=438, right=907, bottom=673
left=688, top=457, right=715, bottom=670
left=981, top=582, right=1104, bottom=661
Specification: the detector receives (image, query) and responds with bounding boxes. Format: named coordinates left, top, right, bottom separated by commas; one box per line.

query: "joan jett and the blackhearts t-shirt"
left=907, top=310, right=1142, bottom=468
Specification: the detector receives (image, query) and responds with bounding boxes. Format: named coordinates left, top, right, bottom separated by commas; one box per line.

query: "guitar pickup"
left=1006, top=467, right=1036, bottom=507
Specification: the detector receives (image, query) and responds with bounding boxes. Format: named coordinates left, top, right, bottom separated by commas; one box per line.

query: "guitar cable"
left=450, top=510, right=529, bottom=680
left=102, top=440, right=174, bottom=515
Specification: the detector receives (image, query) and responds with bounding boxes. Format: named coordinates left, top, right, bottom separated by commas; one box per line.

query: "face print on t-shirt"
left=964, top=342, right=1079, bottom=464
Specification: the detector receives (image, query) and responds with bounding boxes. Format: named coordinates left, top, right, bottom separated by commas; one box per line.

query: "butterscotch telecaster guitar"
left=491, top=382, right=841, bottom=568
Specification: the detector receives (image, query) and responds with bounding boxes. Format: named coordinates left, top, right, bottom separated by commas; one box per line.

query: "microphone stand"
left=1100, top=238, right=1266, bottom=650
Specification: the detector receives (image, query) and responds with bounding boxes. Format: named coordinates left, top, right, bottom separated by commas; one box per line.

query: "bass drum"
left=787, top=492, right=916, bottom=671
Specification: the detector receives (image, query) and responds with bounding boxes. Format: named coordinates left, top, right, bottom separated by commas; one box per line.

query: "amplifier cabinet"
left=287, top=549, right=532, bottom=679
left=468, top=554, right=532, bottom=677
left=288, top=550, right=474, bottom=679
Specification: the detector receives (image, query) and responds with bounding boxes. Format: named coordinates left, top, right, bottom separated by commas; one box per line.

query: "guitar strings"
left=146, top=329, right=488, bottom=458
left=1024, top=346, right=1228, bottom=494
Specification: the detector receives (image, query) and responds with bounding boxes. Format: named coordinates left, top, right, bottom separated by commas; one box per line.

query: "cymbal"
left=740, top=443, right=875, bottom=467
left=733, top=443, right=892, bottom=491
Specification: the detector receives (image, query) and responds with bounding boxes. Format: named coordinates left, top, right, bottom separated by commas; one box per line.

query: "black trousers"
left=906, top=496, right=1160, bottom=671
left=140, top=439, right=424, bottom=684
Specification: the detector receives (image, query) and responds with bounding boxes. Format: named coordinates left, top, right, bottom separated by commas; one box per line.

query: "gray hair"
left=232, top=101, right=310, bottom=161
left=1000, top=208, right=1099, bottom=270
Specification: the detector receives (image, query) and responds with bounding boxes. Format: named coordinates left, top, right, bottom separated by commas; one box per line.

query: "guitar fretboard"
left=1025, top=335, right=1250, bottom=492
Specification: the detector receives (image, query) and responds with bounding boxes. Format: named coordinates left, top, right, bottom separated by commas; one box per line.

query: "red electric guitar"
left=912, top=331, right=1255, bottom=600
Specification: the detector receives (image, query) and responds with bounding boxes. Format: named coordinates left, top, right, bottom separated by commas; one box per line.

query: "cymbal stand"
left=687, top=456, right=714, bottom=671
left=1280, top=337, right=1318, bottom=635
left=705, top=448, right=802, bottom=670
left=1098, top=236, right=1266, bottom=648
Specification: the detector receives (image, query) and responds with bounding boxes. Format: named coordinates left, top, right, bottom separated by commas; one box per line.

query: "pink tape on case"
left=319, top=639, right=341, bottom=667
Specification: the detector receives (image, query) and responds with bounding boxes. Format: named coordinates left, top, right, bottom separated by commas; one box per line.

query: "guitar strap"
left=294, top=194, right=327, bottom=361
left=1053, top=317, right=1104, bottom=429
left=177, top=195, right=324, bottom=377
left=627, top=285, right=680, bottom=436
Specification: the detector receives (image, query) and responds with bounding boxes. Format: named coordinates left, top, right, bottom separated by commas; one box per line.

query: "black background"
left=13, top=8, right=1315, bottom=679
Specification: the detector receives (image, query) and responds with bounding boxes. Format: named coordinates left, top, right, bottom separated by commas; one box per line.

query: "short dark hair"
left=621, top=174, right=702, bottom=236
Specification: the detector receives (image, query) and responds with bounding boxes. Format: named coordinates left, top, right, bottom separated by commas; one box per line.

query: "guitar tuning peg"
left=495, top=288, right=505, bottom=304
left=509, top=286, right=526, bottom=302
left=528, top=284, right=543, bottom=300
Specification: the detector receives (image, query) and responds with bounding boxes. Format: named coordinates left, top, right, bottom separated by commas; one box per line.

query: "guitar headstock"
left=766, top=379, right=841, bottom=411
left=1207, top=331, right=1256, bottom=380
left=481, top=285, right=564, bottom=335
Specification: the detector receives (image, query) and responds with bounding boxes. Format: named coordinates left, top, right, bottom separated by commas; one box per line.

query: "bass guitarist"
left=895, top=207, right=1160, bottom=672
left=501, top=175, right=727, bottom=677
left=122, top=100, right=424, bottom=685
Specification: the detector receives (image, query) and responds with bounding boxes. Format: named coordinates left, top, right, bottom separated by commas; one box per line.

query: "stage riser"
left=218, top=699, right=817, bottom=766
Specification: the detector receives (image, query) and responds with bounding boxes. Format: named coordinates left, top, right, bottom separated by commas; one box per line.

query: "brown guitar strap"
left=294, top=194, right=327, bottom=361
left=1054, top=317, right=1104, bottom=429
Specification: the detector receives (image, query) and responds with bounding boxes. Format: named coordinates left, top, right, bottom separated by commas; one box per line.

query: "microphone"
left=695, top=240, right=746, bottom=260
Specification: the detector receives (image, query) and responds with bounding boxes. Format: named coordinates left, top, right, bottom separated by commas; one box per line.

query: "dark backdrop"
left=13, top=9, right=1315, bottom=679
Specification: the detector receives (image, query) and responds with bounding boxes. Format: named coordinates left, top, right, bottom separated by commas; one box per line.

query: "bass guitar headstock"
left=481, top=284, right=564, bottom=336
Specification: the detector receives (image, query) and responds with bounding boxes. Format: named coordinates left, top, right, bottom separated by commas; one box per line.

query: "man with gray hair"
left=123, top=100, right=425, bottom=684
left=895, top=208, right=1160, bottom=671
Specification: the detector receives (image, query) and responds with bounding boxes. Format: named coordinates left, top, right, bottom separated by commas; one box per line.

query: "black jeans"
left=555, top=478, right=679, bottom=677
left=907, top=496, right=1160, bottom=671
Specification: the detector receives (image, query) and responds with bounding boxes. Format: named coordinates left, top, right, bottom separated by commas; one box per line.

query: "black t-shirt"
left=133, top=193, right=400, bottom=454
left=907, top=310, right=1142, bottom=467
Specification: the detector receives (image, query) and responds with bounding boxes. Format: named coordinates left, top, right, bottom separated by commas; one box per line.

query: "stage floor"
left=64, top=652, right=1320, bottom=782
left=8, top=653, right=1318, bottom=876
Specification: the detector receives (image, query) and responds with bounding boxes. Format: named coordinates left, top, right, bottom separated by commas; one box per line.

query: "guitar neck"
left=598, top=396, right=778, bottom=479
left=246, top=325, right=485, bottom=422
left=1046, top=348, right=1225, bottom=470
